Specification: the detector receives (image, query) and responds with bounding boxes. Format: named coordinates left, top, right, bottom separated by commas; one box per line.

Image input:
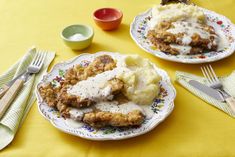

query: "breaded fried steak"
left=83, top=110, right=144, bottom=128
left=147, top=21, right=218, bottom=55
left=39, top=55, right=118, bottom=115
left=38, top=54, right=158, bottom=128
left=147, top=3, right=223, bottom=55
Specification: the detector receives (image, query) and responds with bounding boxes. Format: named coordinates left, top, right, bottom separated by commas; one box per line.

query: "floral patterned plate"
left=36, top=52, right=176, bottom=140
left=130, top=7, right=235, bottom=64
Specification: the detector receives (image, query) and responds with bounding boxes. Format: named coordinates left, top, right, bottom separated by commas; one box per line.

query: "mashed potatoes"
left=149, top=3, right=206, bottom=29
left=117, top=55, right=161, bottom=105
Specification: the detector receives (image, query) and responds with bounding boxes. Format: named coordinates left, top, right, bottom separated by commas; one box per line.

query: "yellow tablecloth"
left=1, top=0, right=235, bottom=156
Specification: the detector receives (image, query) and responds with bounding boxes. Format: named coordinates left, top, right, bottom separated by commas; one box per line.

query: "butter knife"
left=189, top=80, right=224, bottom=101
left=0, top=71, right=26, bottom=98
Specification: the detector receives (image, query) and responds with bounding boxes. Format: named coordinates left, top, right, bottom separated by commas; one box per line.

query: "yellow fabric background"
left=1, top=0, right=235, bottom=156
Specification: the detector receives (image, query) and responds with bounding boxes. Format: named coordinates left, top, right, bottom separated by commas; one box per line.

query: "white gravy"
left=69, top=108, right=93, bottom=121
left=65, top=55, right=157, bottom=128
left=167, top=21, right=210, bottom=39
left=141, top=105, right=154, bottom=119
left=167, top=21, right=229, bottom=54
left=170, top=44, right=192, bottom=55
left=67, top=67, right=128, bottom=102
left=66, top=101, right=155, bottom=128
left=95, top=101, right=144, bottom=115
left=65, top=119, right=83, bottom=128
left=216, top=29, right=229, bottom=51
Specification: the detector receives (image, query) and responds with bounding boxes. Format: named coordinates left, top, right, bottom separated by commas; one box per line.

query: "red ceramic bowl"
left=93, top=8, right=123, bottom=31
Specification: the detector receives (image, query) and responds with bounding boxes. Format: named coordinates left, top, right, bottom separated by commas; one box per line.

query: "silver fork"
left=201, top=65, right=235, bottom=113
left=21, top=50, right=46, bottom=81
left=0, top=50, right=46, bottom=98
left=0, top=50, right=46, bottom=119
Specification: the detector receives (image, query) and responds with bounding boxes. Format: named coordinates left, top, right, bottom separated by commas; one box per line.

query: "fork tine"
left=201, top=66, right=212, bottom=84
left=31, top=52, right=41, bottom=65
left=36, top=51, right=44, bottom=66
left=35, top=51, right=43, bottom=66
left=33, top=51, right=42, bottom=66
left=205, top=65, right=216, bottom=83
left=209, top=65, right=219, bottom=82
left=201, top=66, right=208, bottom=81
left=42, top=52, right=46, bottom=63
left=37, top=51, right=46, bottom=67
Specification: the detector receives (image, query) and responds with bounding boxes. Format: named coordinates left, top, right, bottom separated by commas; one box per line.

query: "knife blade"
left=189, top=80, right=224, bottom=102
left=0, top=71, right=26, bottom=98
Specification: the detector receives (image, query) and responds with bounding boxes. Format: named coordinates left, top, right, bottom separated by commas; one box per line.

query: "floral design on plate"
left=36, top=52, right=176, bottom=140
left=130, top=7, right=235, bottom=64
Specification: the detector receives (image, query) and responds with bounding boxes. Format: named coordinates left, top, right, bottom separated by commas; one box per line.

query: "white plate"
left=130, top=7, right=235, bottom=64
left=36, top=52, right=176, bottom=140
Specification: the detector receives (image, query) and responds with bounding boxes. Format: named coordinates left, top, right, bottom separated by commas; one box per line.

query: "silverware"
left=189, top=80, right=224, bottom=101
left=0, top=51, right=46, bottom=119
left=201, top=65, right=235, bottom=112
left=0, top=71, right=26, bottom=98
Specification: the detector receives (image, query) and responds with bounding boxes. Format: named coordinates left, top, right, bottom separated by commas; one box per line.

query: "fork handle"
left=0, top=85, right=9, bottom=98
left=0, top=79, right=24, bottom=119
left=225, top=97, right=235, bottom=113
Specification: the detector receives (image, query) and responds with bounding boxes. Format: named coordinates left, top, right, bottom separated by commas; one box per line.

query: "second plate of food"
left=130, top=3, right=235, bottom=64
left=36, top=52, right=176, bottom=140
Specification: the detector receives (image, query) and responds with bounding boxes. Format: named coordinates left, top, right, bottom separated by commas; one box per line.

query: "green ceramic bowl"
left=61, top=24, right=94, bottom=50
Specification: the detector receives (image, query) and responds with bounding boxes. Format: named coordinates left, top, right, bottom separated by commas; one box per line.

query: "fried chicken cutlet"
left=39, top=54, right=146, bottom=128
left=39, top=55, right=118, bottom=113
left=83, top=110, right=144, bottom=128
left=147, top=21, right=218, bottom=55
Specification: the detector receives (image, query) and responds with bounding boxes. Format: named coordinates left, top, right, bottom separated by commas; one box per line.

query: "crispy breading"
left=39, top=55, right=127, bottom=119
left=106, top=78, right=124, bottom=95
left=38, top=84, right=60, bottom=107
left=147, top=36, right=204, bottom=55
left=63, top=55, right=117, bottom=86
left=58, top=78, right=124, bottom=111
left=147, top=21, right=218, bottom=55
left=39, top=55, right=117, bottom=111
left=39, top=55, right=146, bottom=127
left=83, top=110, right=145, bottom=127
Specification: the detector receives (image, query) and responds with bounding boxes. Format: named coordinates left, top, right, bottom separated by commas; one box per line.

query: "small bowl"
left=61, top=24, right=94, bottom=50
left=93, top=8, right=123, bottom=31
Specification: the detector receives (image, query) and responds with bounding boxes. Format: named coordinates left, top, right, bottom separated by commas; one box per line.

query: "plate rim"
left=35, top=51, right=176, bottom=140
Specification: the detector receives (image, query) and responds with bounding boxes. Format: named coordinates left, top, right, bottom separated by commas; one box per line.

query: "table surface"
left=1, top=0, right=235, bottom=156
